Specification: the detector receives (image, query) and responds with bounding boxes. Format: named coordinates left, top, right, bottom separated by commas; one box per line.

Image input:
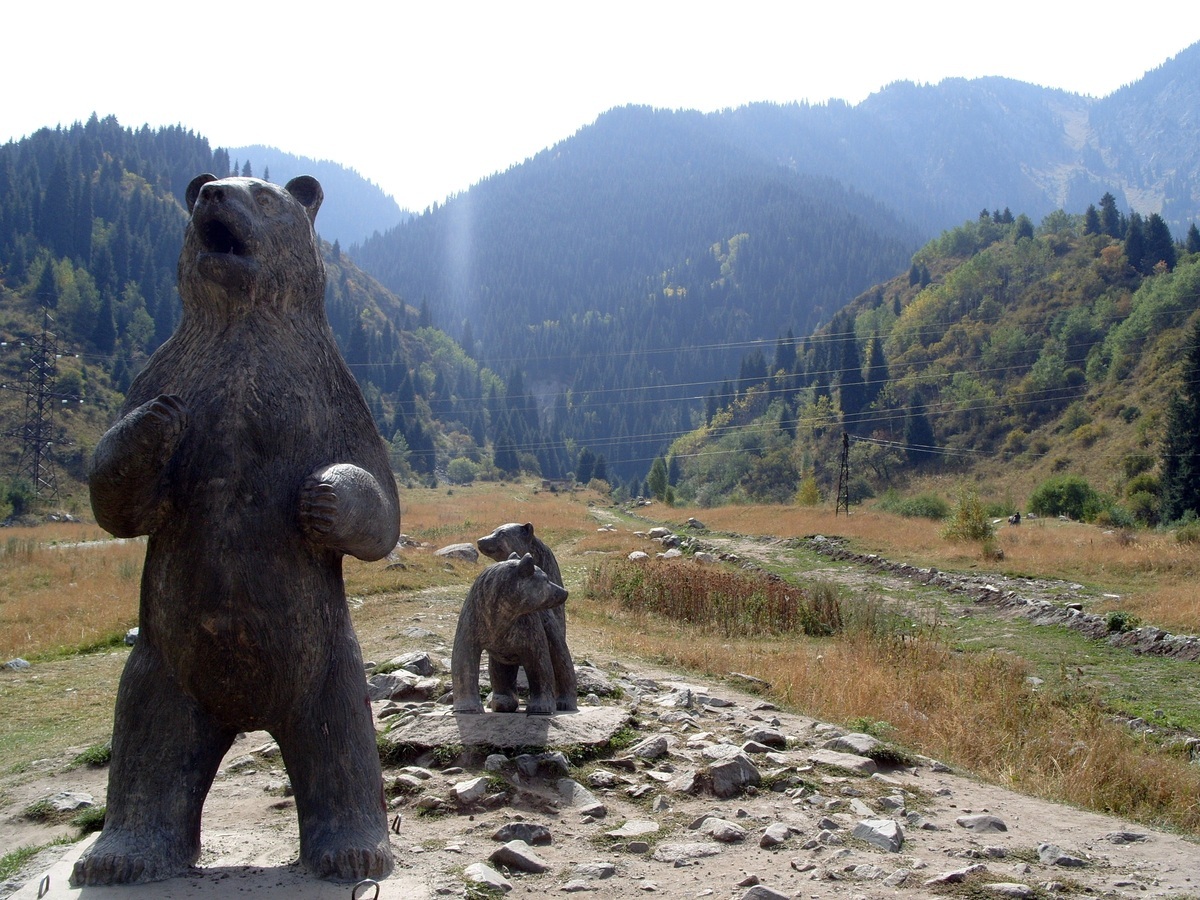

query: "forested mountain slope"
left=352, top=105, right=922, bottom=480
left=666, top=207, right=1200, bottom=517
left=0, top=117, right=487, bottom=513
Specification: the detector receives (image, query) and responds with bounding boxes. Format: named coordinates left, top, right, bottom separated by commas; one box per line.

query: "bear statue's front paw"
left=452, top=699, right=485, bottom=714
left=299, top=476, right=340, bottom=541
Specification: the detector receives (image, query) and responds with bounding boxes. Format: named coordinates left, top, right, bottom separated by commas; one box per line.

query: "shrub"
left=1028, top=475, right=1099, bottom=521
left=1176, top=521, right=1200, bottom=545
left=941, top=490, right=994, bottom=544
left=445, top=458, right=478, bottom=486
left=1106, top=610, right=1142, bottom=633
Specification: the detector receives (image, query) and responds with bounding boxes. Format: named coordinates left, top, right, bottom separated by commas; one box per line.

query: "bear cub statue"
left=73, top=174, right=400, bottom=886
left=453, top=553, right=569, bottom=715
left=477, top=522, right=577, bottom=711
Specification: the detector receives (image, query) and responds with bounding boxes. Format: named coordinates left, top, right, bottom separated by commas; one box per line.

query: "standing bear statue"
left=73, top=174, right=400, bottom=885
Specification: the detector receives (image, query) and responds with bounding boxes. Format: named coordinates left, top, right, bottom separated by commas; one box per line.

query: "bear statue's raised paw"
left=298, top=476, right=341, bottom=540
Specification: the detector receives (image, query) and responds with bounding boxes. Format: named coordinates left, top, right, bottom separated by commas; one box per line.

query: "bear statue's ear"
left=507, top=552, right=520, bottom=561
left=522, top=523, right=534, bottom=536
left=517, top=553, right=535, bottom=578
left=285, top=175, right=323, bottom=225
left=186, top=174, right=218, bottom=214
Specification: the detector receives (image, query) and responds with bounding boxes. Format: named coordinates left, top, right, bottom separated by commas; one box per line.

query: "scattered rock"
left=489, top=839, right=549, bottom=873
left=956, top=813, right=1008, bottom=833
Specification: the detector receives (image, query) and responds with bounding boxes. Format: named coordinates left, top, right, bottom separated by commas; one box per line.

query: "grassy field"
left=3, top=480, right=1200, bottom=837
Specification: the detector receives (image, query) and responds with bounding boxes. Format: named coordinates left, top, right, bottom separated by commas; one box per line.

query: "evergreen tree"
left=1187, top=223, right=1200, bottom=254
left=493, top=431, right=520, bottom=475
left=1159, top=318, right=1200, bottom=522
left=772, top=328, right=796, bottom=374
left=92, top=292, right=117, bottom=354
left=1099, top=192, right=1123, bottom=238
left=1083, top=204, right=1101, bottom=236
left=576, top=447, right=596, bottom=484
left=593, top=454, right=608, bottom=484
left=1124, top=212, right=1146, bottom=274
left=837, top=332, right=867, bottom=427
left=646, top=456, right=668, bottom=500
left=904, top=392, right=936, bottom=465
left=1142, top=213, right=1176, bottom=272
left=863, top=335, right=889, bottom=413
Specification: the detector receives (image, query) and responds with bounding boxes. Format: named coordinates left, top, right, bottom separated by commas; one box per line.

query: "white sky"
left=4, top=2, right=1197, bottom=212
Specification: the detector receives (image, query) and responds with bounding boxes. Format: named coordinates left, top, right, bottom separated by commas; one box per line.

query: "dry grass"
left=680, top=503, right=1200, bottom=632
left=579, top=560, right=1200, bottom=834
left=0, top=527, right=143, bottom=660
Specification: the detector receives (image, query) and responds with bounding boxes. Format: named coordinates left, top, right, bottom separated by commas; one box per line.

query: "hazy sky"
left=5, top=2, right=1196, bottom=211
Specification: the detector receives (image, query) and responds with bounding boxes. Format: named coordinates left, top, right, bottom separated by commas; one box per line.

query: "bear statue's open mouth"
left=199, top=218, right=248, bottom=256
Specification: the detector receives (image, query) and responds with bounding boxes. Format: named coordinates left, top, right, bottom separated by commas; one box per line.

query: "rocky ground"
left=3, top=532, right=1200, bottom=899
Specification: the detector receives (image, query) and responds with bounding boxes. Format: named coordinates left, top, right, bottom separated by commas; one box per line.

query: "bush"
left=446, top=457, right=478, bottom=485
left=1028, top=475, right=1100, bottom=521
left=941, top=490, right=994, bottom=544
left=1106, top=611, right=1142, bottom=633
left=878, top=490, right=950, bottom=520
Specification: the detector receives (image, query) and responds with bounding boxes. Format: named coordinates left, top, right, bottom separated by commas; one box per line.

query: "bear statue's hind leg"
left=71, top=641, right=234, bottom=886
left=546, top=614, right=578, bottom=712
left=280, top=648, right=392, bottom=882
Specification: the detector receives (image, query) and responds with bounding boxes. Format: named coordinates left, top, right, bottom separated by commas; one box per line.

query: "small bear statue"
left=477, top=522, right=577, bottom=711
left=452, top=553, right=569, bottom=715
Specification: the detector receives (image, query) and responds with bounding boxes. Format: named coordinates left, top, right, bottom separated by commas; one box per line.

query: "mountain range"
left=1, top=41, right=1199, bottom=511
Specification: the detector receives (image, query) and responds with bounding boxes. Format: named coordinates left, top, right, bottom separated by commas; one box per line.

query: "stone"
left=46, top=791, right=95, bottom=812
left=463, top=862, right=512, bottom=892
left=489, top=840, right=549, bottom=873
left=606, top=820, right=660, bottom=838
left=451, top=554, right=569, bottom=715
left=630, top=735, right=671, bottom=759
left=984, top=884, right=1035, bottom=898
left=75, top=174, right=399, bottom=886
left=388, top=651, right=435, bottom=676
left=1037, top=843, right=1088, bottom=867
left=454, top=776, right=490, bottom=805
left=493, top=822, right=552, bottom=845
left=807, top=748, right=878, bottom=775
left=853, top=818, right=904, bottom=852
left=709, top=752, right=762, bottom=798
left=743, top=725, right=787, bottom=748
left=924, top=864, right=987, bottom=885
left=435, top=542, right=479, bottom=562
left=558, top=778, right=607, bottom=817
left=956, top=813, right=1008, bottom=833
left=823, top=732, right=881, bottom=756
left=759, top=823, right=792, bottom=848
left=650, top=842, right=721, bottom=863
left=699, top=817, right=747, bottom=842
left=570, top=862, right=616, bottom=880
left=739, top=887, right=790, bottom=900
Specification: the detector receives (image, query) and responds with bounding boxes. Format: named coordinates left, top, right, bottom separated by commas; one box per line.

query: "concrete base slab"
left=381, top=704, right=632, bottom=754
left=11, top=834, right=429, bottom=900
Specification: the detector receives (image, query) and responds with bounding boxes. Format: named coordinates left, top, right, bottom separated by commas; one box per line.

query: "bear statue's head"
left=178, top=174, right=325, bottom=320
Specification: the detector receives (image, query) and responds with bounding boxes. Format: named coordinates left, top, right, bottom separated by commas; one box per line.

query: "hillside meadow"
left=3, top=480, right=1200, bottom=835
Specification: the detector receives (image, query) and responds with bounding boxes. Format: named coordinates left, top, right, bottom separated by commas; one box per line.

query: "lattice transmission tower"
left=2, top=310, right=73, bottom=507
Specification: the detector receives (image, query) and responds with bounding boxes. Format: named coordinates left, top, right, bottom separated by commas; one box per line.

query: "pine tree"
left=1187, top=223, right=1200, bottom=255
left=904, top=392, right=936, bottom=465
left=1159, top=318, right=1200, bottom=522
left=1099, top=192, right=1123, bottom=238
left=1142, top=213, right=1176, bottom=272
left=646, top=457, right=668, bottom=500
